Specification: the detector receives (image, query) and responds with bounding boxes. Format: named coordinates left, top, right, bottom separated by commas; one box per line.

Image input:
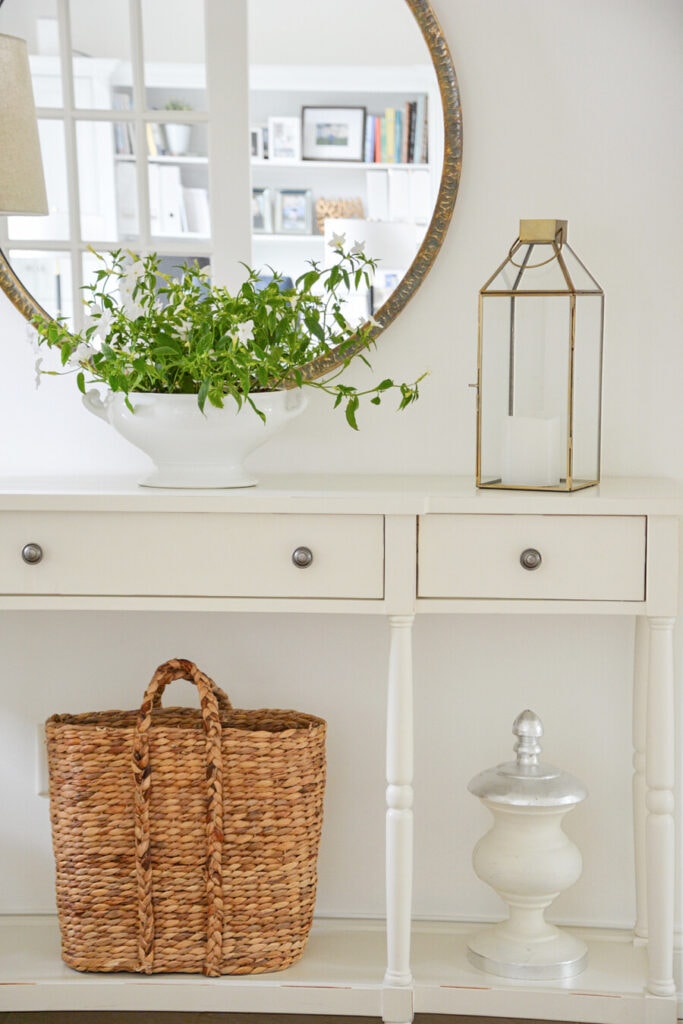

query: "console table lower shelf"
left=0, top=915, right=675, bottom=1023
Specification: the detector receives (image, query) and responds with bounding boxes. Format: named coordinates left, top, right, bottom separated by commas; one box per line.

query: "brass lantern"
left=475, top=220, right=604, bottom=491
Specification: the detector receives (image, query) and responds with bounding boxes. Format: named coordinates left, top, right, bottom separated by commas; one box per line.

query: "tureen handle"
left=82, top=389, right=113, bottom=422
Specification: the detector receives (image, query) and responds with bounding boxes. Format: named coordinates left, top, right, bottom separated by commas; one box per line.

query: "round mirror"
left=0, top=0, right=462, bottom=380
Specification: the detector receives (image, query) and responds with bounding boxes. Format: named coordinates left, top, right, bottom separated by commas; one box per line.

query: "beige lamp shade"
left=0, top=33, right=48, bottom=215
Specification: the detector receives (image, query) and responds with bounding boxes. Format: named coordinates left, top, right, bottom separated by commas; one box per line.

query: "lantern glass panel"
left=571, top=293, right=603, bottom=482
left=479, top=294, right=570, bottom=488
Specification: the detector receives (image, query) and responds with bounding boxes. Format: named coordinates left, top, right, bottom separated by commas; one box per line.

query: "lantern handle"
left=507, top=238, right=564, bottom=271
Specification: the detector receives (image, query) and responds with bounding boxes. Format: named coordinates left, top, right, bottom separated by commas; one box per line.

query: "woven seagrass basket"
left=45, top=658, right=326, bottom=976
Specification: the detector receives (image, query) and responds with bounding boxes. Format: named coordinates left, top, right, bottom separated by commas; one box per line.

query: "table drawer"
left=418, top=515, right=646, bottom=601
left=0, top=512, right=384, bottom=599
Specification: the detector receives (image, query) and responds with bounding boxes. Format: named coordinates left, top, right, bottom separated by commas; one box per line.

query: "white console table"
left=0, top=474, right=679, bottom=1024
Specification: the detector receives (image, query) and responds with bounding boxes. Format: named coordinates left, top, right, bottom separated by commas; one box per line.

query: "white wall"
left=1, top=0, right=682, bottom=994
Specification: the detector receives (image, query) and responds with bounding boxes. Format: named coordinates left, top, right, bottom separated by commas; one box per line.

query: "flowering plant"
left=32, top=238, right=424, bottom=429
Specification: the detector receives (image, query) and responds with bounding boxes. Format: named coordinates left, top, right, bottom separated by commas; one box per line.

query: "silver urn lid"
left=468, top=709, right=587, bottom=808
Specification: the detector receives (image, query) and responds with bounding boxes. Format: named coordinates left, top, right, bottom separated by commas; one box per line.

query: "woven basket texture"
left=45, top=658, right=326, bottom=976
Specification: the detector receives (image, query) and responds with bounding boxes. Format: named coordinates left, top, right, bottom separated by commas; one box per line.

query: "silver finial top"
left=513, top=709, right=543, bottom=767
left=467, top=709, right=588, bottom=807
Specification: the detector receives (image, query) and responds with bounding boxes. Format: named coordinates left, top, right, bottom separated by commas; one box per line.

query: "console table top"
left=0, top=474, right=679, bottom=515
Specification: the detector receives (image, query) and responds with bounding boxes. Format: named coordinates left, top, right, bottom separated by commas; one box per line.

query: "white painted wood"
left=645, top=517, right=680, bottom=617
left=0, top=476, right=679, bottom=1020
left=34, top=721, right=49, bottom=798
left=0, top=916, right=676, bottom=1023
left=0, top=512, right=384, bottom=599
left=0, top=472, right=677, bottom=514
left=417, top=514, right=646, bottom=601
left=384, top=515, right=417, bottom=615
left=0, top=916, right=385, bottom=1015
left=205, top=0, right=250, bottom=290
left=411, top=921, right=677, bottom=1024
left=646, top=616, right=676, bottom=997
left=385, top=614, right=415, bottom=989
left=633, top=615, right=649, bottom=941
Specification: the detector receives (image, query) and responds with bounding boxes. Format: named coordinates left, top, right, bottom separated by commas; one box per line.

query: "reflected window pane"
left=76, top=120, right=119, bottom=240
left=0, top=1, right=63, bottom=107
left=71, top=0, right=132, bottom=110
left=115, top=160, right=140, bottom=241
left=8, top=120, right=69, bottom=241
left=142, top=0, right=206, bottom=111
left=9, top=250, right=73, bottom=322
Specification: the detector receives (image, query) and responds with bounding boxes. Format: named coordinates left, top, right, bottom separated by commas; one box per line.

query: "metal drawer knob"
left=292, top=545, right=314, bottom=569
left=22, top=542, right=44, bottom=565
left=520, top=547, right=542, bottom=571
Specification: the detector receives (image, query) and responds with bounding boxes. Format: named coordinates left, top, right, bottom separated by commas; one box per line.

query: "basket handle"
left=133, top=658, right=225, bottom=976
left=145, top=657, right=233, bottom=711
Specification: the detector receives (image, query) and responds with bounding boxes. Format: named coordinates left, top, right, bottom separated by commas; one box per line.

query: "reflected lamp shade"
left=0, top=33, right=48, bottom=215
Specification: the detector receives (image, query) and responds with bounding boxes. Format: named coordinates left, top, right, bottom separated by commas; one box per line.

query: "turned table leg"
left=632, top=615, right=648, bottom=941
left=645, top=615, right=676, bottom=997
left=384, top=614, right=415, bottom=991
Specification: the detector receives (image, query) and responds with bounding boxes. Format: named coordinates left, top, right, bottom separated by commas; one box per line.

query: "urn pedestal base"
left=467, top=921, right=587, bottom=980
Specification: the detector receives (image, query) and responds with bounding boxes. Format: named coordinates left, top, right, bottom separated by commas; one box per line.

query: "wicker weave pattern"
left=46, top=658, right=326, bottom=976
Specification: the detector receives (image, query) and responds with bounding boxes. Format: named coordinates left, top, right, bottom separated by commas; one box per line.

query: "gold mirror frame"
left=0, top=0, right=463, bottom=381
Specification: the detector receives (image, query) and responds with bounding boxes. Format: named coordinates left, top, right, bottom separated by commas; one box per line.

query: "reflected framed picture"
left=268, top=116, right=301, bottom=162
left=274, top=188, right=313, bottom=234
left=371, top=268, right=403, bottom=313
left=302, top=106, right=366, bottom=162
left=252, top=187, right=273, bottom=233
left=250, top=125, right=265, bottom=160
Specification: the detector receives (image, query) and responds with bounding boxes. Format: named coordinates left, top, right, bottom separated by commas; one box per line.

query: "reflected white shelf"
left=0, top=916, right=675, bottom=1022
left=115, top=154, right=208, bottom=166
left=252, top=159, right=429, bottom=171
left=252, top=232, right=323, bottom=244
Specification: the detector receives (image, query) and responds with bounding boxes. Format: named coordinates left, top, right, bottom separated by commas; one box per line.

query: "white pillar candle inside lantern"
left=467, top=710, right=588, bottom=980
left=475, top=220, right=604, bottom=491
left=501, top=415, right=562, bottom=486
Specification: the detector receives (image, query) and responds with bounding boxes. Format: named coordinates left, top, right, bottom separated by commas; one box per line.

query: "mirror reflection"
left=0, top=0, right=460, bottom=363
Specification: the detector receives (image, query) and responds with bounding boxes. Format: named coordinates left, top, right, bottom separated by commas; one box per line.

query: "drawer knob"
left=22, top=542, right=44, bottom=565
left=520, top=547, right=542, bottom=571
left=292, top=545, right=314, bottom=569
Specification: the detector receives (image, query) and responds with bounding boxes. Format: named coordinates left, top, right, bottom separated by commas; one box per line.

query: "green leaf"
left=197, top=379, right=210, bottom=412
left=344, top=395, right=360, bottom=431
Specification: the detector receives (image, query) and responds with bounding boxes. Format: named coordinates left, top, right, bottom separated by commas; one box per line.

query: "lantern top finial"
left=519, top=219, right=567, bottom=244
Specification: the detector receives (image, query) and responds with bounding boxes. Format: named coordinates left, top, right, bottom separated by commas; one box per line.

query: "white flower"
left=120, top=290, right=145, bottom=321
left=120, top=256, right=146, bottom=286
left=174, top=319, right=193, bottom=341
left=236, top=320, right=254, bottom=344
left=118, top=259, right=147, bottom=320
left=67, top=341, right=95, bottom=368
left=26, top=324, right=40, bottom=353
left=350, top=239, right=365, bottom=256
left=328, top=232, right=346, bottom=250
left=34, top=357, right=43, bottom=389
left=84, top=303, right=114, bottom=341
